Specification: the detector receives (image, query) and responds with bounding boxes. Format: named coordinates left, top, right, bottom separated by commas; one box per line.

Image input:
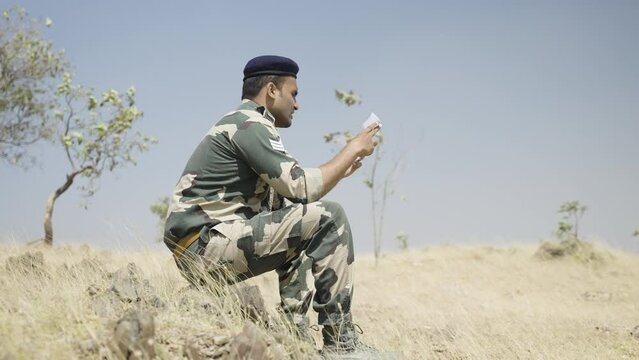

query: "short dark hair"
left=241, top=75, right=287, bottom=100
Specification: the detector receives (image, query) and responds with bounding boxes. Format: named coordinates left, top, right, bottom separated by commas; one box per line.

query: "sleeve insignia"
left=268, top=138, right=287, bottom=153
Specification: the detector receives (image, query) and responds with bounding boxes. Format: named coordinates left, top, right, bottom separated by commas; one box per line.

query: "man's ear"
left=265, top=82, right=278, bottom=99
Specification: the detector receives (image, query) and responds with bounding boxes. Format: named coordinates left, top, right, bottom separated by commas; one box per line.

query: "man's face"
left=269, top=77, right=299, bottom=128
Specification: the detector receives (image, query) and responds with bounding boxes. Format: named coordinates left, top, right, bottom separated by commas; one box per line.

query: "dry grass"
left=1, top=242, right=638, bottom=359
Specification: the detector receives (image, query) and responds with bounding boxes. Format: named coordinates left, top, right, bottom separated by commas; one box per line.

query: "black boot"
left=322, top=322, right=384, bottom=359
left=292, top=315, right=317, bottom=345
left=279, top=310, right=317, bottom=346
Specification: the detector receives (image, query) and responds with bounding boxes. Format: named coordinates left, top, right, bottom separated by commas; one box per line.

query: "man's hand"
left=343, top=159, right=363, bottom=177
left=347, top=122, right=381, bottom=158
left=343, top=123, right=380, bottom=176
left=319, top=122, right=381, bottom=197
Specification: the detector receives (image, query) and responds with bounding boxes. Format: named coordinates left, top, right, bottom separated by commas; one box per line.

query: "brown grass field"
left=1, top=242, right=638, bottom=359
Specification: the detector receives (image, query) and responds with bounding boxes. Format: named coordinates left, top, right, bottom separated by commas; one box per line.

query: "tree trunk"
left=370, top=148, right=381, bottom=266
left=43, top=172, right=77, bottom=246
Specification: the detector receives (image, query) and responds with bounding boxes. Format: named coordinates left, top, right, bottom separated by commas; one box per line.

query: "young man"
left=164, top=55, right=380, bottom=354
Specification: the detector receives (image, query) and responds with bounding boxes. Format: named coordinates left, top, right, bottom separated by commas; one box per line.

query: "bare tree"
left=325, top=89, right=406, bottom=265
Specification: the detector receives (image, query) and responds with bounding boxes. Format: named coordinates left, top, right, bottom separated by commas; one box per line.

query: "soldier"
left=164, top=55, right=380, bottom=355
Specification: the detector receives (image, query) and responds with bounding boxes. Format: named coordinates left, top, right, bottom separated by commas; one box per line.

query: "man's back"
left=163, top=99, right=322, bottom=251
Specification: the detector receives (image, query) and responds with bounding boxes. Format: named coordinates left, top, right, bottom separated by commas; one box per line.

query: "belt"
left=173, top=231, right=200, bottom=258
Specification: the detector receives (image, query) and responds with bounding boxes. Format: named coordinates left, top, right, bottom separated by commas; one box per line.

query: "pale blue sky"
left=1, top=0, right=638, bottom=252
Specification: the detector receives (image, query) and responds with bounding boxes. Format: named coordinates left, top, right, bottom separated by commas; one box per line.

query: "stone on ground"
left=111, top=309, right=156, bottom=360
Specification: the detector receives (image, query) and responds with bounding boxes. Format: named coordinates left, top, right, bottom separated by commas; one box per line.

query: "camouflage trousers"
left=189, top=200, right=355, bottom=327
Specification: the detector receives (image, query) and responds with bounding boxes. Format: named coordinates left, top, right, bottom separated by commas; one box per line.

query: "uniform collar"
left=239, top=99, right=276, bottom=124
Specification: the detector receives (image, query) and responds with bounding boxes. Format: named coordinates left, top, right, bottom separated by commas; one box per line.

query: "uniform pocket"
left=213, top=219, right=274, bottom=257
left=204, top=227, right=250, bottom=278
left=203, top=231, right=231, bottom=264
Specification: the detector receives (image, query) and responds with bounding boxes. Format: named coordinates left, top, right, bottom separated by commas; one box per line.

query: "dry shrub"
left=534, top=237, right=610, bottom=264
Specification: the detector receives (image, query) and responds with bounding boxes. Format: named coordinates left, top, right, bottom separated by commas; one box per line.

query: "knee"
left=319, top=201, right=347, bottom=223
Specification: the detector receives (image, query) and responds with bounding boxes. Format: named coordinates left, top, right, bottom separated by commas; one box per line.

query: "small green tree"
left=0, top=8, right=156, bottom=245
left=150, top=196, right=170, bottom=241
left=334, top=89, right=361, bottom=107
left=556, top=200, right=587, bottom=241
left=325, top=89, right=404, bottom=265
left=42, top=73, right=156, bottom=245
left=0, top=7, right=66, bottom=167
left=633, top=229, right=639, bottom=237
left=536, top=201, right=603, bottom=263
left=396, top=231, right=408, bottom=250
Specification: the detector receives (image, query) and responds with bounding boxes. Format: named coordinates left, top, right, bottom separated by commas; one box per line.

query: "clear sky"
left=1, top=0, right=638, bottom=252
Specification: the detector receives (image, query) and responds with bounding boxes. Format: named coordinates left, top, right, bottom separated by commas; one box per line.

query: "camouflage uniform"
left=164, top=100, right=355, bottom=327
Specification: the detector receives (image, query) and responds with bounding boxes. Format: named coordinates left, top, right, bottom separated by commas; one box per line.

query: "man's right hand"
left=348, top=122, right=381, bottom=158
left=318, top=122, right=381, bottom=198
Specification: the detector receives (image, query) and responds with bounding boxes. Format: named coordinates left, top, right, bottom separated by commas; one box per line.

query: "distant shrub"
left=535, top=201, right=608, bottom=264
left=535, top=238, right=607, bottom=264
left=555, top=201, right=587, bottom=241
left=149, top=197, right=170, bottom=241
left=396, top=231, right=408, bottom=250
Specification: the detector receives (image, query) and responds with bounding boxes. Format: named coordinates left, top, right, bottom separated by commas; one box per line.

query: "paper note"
left=362, top=112, right=382, bottom=129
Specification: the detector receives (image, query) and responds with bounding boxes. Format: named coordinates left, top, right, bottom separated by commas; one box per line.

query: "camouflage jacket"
left=164, top=99, right=324, bottom=250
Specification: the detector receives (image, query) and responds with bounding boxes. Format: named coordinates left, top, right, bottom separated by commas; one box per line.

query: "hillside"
left=1, top=243, right=638, bottom=359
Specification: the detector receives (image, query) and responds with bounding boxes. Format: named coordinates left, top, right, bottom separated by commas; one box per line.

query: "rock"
left=1, top=353, right=16, bottom=360
left=5, top=251, right=49, bottom=278
left=69, top=257, right=105, bottom=278
left=145, top=293, right=165, bottom=309
left=268, top=343, right=288, bottom=360
left=87, top=263, right=165, bottom=316
left=631, top=325, right=639, bottom=340
left=232, top=285, right=269, bottom=324
left=228, top=321, right=269, bottom=360
left=213, top=335, right=230, bottom=346
left=178, top=287, right=221, bottom=314
left=58, top=258, right=104, bottom=279
left=180, top=333, right=228, bottom=359
left=212, top=347, right=229, bottom=359
left=110, top=263, right=143, bottom=302
left=78, top=339, right=99, bottom=353
left=87, top=284, right=101, bottom=297
left=87, top=284, right=122, bottom=317
left=112, top=310, right=156, bottom=360
left=108, top=263, right=165, bottom=308
left=183, top=338, right=204, bottom=360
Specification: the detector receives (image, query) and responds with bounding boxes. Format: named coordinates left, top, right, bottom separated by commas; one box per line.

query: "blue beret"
left=243, top=55, right=299, bottom=81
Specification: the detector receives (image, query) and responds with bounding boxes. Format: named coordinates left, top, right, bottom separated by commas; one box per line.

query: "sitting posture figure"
left=164, top=55, right=380, bottom=355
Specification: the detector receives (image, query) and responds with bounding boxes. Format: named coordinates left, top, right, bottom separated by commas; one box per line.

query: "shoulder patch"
left=269, top=138, right=286, bottom=153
